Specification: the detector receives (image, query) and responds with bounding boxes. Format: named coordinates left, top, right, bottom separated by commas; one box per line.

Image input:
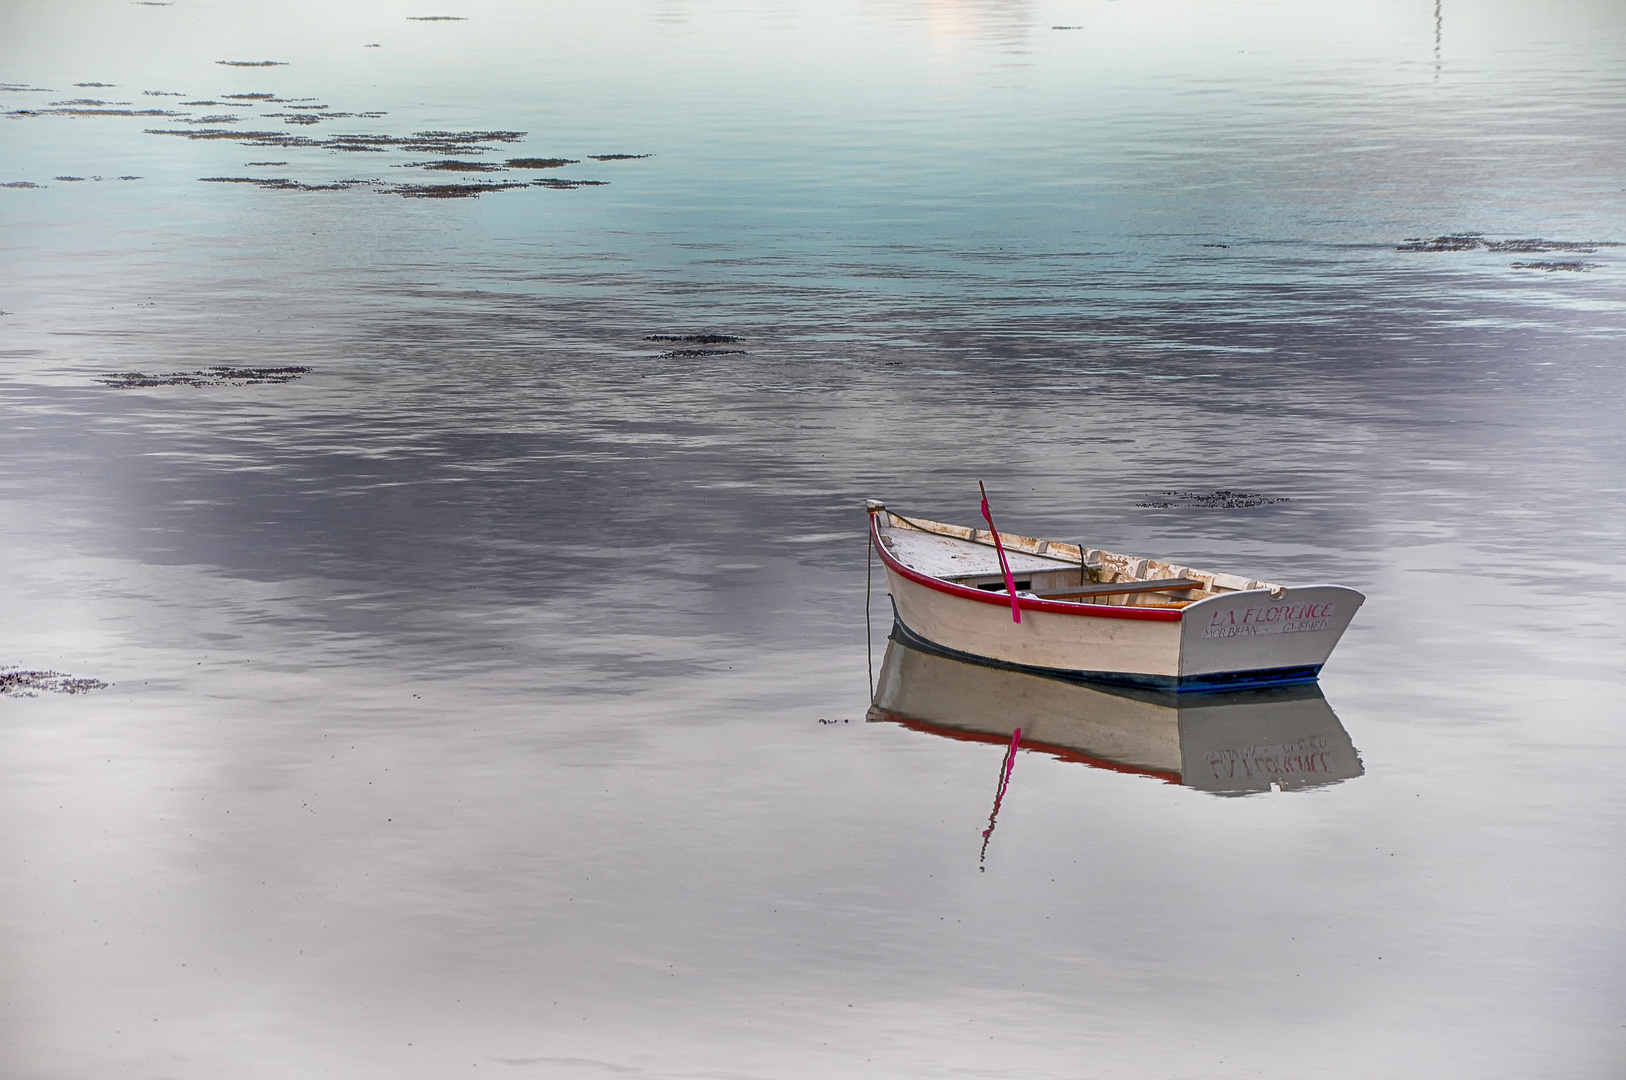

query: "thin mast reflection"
left=979, top=727, right=1022, bottom=870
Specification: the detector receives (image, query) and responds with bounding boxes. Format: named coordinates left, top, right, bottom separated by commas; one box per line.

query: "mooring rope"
left=865, top=522, right=875, bottom=700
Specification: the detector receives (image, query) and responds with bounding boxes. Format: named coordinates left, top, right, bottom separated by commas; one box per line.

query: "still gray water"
left=3, top=0, right=1624, bottom=1075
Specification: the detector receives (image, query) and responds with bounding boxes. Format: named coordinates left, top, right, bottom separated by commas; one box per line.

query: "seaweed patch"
left=1137, top=490, right=1290, bottom=509
left=532, top=178, right=607, bottom=189
left=408, top=15, right=468, bottom=19
left=388, top=181, right=528, bottom=198
left=262, top=110, right=384, bottom=124
left=1, top=669, right=108, bottom=696
left=217, top=60, right=289, bottom=67
left=149, top=127, right=525, bottom=154
left=74, top=82, right=118, bottom=87
left=506, top=157, right=577, bottom=168
left=200, top=176, right=373, bottom=191
left=1, top=181, right=42, bottom=188
left=646, top=334, right=741, bottom=344
left=99, top=365, right=312, bottom=387
left=1399, top=234, right=1620, bottom=254
left=13, top=107, right=181, bottom=116
left=409, top=159, right=505, bottom=172
left=587, top=153, right=651, bottom=161
left=1510, top=261, right=1599, bottom=272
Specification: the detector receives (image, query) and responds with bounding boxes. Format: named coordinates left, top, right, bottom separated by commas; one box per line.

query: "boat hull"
left=874, top=515, right=1363, bottom=692
left=887, top=610, right=1324, bottom=692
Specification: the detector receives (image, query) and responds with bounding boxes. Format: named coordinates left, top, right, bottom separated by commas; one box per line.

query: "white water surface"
left=3, top=0, right=1624, bottom=1076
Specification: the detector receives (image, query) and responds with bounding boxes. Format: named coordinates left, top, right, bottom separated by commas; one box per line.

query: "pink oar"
left=978, top=480, right=1021, bottom=624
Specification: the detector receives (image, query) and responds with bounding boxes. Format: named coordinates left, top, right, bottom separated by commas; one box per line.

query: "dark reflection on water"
left=2, top=0, right=1625, bottom=1076
left=870, top=634, right=1364, bottom=795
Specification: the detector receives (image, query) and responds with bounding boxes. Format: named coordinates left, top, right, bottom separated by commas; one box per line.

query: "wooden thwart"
left=1031, top=578, right=1203, bottom=600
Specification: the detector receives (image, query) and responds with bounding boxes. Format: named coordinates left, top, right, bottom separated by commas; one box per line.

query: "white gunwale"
left=870, top=508, right=1275, bottom=619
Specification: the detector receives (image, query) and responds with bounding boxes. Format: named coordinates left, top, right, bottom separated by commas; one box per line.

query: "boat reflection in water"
left=868, top=635, right=1363, bottom=795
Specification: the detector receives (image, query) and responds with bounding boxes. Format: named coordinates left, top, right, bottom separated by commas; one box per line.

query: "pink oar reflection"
left=978, top=726, right=1022, bottom=870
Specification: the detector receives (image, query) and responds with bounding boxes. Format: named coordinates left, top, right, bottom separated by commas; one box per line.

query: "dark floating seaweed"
left=54, top=175, right=86, bottom=181
left=217, top=61, right=289, bottom=67
left=99, top=365, right=312, bottom=388
left=201, top=176, right=373, bottom=191
left=408, top=15, right=467, bottom=19
left=658, top=348, right=746, bottom=358
left=587, top=153, right=651, bottom=161
left=390, top=181, right=529, bottom=198
left=1510, top=261, right=1599, bottom=272
left=1397, top=233, right=1484, bottom=252
left=149, top=127, right=525, bottom=154
left=2, top=84, right=53, bottom=92
left=1399, top=234, right=1620, bottom=254
left=144, top=90, right=186, bottom=96
left=12, top=107, right=181, bottom=116
left=1137, top=490, right=1290, bottom=509
left=127, top=74, right=622, bottom=200
left=646, top=334, right=741, bottom=344
left=197, top=173, right=596, bottom=198
left=1, top=181, right=42, bottom=188
left=506, top=157, right=577, bottom=168
left=410, top=159, right=505, bottom=172
left=259, top=110, right=384, bottom=124
left=74, top=82, right=118, bottom=87
left=1, top=669, right=108, bottom=696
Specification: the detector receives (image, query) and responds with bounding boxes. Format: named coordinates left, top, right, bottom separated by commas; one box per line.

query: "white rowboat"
left=868, top=500, right=1364, bottom=692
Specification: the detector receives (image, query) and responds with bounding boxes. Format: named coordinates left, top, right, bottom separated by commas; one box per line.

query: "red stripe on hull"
left=872, top=710, right=1183, bottom=784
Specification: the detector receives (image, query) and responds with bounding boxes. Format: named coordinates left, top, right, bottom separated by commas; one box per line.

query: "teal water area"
left=2, top=0, right=1624, bottom=1075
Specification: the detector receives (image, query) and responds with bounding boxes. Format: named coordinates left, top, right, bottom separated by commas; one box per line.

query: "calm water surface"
left=3, top=0, right=1624, bottom=1076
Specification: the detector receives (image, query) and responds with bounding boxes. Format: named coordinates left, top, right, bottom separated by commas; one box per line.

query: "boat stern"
left=1178, top=585, right=1365, bottom=689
